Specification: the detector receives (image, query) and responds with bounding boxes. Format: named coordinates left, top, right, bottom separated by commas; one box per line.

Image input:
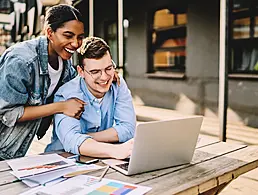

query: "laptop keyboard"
left=116, top=163, right=129, bottom=171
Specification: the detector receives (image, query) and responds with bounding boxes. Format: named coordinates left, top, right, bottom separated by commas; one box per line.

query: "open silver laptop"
left=104, top=116, right=203, bottom=175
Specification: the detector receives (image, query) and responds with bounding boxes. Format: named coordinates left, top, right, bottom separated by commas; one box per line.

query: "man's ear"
left=46, top=27, right=54, bottom=43
left=77, top=65, right=85, bottom=78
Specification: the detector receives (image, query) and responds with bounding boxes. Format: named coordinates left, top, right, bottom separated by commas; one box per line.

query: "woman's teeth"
left=65, top=48, right=75, bottom=54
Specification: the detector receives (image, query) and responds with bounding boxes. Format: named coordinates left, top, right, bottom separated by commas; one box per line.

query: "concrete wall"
left=89, top=0, right=258, bottom=127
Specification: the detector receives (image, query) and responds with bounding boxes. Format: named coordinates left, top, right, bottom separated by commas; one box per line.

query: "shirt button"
left=95, top=126, right=99, bottom=128
left=97, top=110, right=100, bottom=113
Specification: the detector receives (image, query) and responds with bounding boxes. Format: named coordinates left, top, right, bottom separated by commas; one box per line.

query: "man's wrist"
left=107, top=144, right=118, bottom=159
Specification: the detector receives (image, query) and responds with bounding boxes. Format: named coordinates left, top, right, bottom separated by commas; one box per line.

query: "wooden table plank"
left=1, top=171, right=18, bottom=185
left=196, top=135, right=219, bottom=148
left=99, top=142, right=247, bottom=184
left=139, top=146, right=258, bottom=195
left=0, top=182, right=28, bottom=195
left=0, top=161, right=10, bottom=172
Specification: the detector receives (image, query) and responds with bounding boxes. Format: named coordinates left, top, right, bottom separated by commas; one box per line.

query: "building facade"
left=1, top=0, right=257, bottom=127
left=77, top=0, right=258, bottom=127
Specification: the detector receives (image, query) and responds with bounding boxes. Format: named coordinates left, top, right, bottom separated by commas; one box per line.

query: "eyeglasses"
left=83, top=60, right=116, bottom=80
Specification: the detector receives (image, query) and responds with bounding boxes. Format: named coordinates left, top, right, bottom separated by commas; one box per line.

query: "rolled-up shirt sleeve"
left=54, top=95, right=91, bottom=155
left=113, top=78, right=136, bottom=142
left=0, top=55, right=29, bottom=127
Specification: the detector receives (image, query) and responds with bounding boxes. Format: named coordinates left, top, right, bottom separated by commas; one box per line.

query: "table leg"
left=199, top=182, right=231, bottom=195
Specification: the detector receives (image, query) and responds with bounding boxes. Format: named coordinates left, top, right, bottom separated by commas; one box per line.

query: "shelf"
left=145, top=72, right=186, bottom=80
left=153, top=24, right=186, bottom=32
left=155, top=46, right=185, bottom=52
left=228, top=73, right=258, bottom=80
left=232, top=38, right=258, bottom=47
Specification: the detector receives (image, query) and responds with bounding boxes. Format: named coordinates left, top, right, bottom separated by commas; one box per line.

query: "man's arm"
left=54, top=95, right=133, bottom=159
left=87, top=78, right=136, bottom=143
left=87, top=128, right=118, bottom=143
left=84, top=78, right=136, bottom=143
left=55, top=111, right=133, bottom=159
left=112, top=78, right=136, bottom=142
left=104, top=78, right=137, bottom=143
left=79, top=138, right=133, bottom=159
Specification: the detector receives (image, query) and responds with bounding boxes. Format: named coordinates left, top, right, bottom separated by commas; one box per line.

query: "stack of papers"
left=7, top=154, right=103, bottom=187
left=8, top=154, right=152, bottom=195
left=8, top=154, right=75, bottom=178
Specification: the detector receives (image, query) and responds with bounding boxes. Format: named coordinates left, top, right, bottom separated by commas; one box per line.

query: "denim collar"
left=37, top=36, right=69, bottom=76
left=38, top=36, right=49, bottom=75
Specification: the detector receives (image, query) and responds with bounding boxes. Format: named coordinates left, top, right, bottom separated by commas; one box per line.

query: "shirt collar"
left=80, top=77, right=99, bottom=105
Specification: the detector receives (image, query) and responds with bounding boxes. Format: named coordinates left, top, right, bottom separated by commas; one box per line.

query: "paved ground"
left=27, top=103, right=258, bottom=195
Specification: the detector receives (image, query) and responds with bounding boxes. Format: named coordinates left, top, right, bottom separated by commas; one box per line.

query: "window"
left=0, top=0, right=14, bottom=55
left=104, top=20, right=129, bottom=77
left=0, top=27, right=13, bottom=55
left=149, top=5, right=187, bottom=73
left=105, top=22, right=118, bottom=65
left=230, top=0, right=258, bottom=73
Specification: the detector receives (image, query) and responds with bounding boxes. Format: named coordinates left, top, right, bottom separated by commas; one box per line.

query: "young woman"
left=0, top=4, right=86, bottom=160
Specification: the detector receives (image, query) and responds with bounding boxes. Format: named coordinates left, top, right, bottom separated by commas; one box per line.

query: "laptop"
left=104, top=116, right=203, bottom=175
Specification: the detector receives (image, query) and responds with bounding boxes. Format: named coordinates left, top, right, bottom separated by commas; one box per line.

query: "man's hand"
left=112, top=139, right=134, bottom=159
left=62, top=98, right=86, bottom=119
left=112, top=71, right=120, bottom=86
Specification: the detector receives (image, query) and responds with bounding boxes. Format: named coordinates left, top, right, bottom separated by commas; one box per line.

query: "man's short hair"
left=77, top=37, right=111, bottom=69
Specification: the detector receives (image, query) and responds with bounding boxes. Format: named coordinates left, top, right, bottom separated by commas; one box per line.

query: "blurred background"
left=1, top=0, right=258, bottom=129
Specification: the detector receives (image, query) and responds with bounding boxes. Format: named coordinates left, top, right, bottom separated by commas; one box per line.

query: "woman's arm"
left=0, top=54, right=85, bottom=123
left=18, top=98, right=85, bottom=122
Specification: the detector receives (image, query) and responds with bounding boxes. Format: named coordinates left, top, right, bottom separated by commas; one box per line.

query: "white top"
left=47, top=56, right=63, bottom=98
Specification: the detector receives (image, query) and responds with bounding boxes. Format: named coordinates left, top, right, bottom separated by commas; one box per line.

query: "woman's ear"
left=77, top=65, right=84, bottom=78
left=46, top=27, right=54, bottom=43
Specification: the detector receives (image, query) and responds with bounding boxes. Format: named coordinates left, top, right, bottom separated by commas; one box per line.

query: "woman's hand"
left=62, top=98, right=86, bottom=119
left=112, top=71, right=121, bottom=86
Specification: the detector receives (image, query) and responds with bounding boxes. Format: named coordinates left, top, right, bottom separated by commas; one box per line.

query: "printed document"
left=7, top=153, right=75, bottom=178
left=20, top=175, right=152, bottom=195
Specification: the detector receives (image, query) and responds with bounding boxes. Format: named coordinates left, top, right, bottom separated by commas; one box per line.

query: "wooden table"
left=1, top=135, right=258, bottom=195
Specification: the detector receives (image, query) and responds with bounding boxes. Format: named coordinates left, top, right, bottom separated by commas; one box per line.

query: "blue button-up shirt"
left=45, top=76, right=136, bottom=154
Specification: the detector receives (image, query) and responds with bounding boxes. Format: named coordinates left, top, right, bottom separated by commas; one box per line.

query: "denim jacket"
left=0, top=36, right=77, bottom=159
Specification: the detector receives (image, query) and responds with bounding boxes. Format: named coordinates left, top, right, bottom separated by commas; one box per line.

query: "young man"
left=45, top=37, right=136, bottom=159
